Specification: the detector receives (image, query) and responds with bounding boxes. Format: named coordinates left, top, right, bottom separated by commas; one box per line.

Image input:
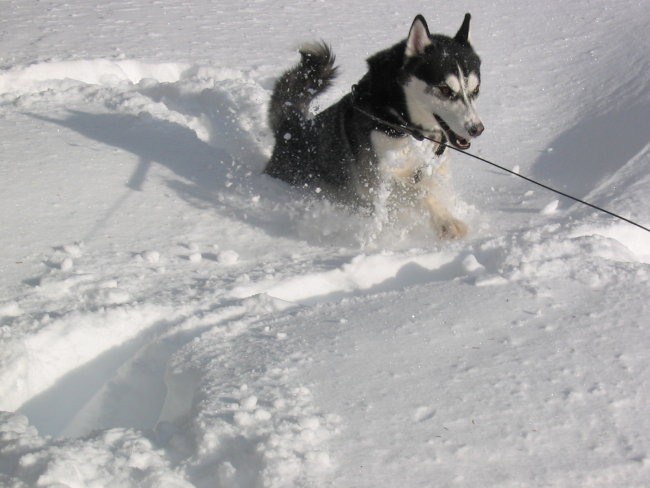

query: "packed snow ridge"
left=0, top=59, right=190, bottom=95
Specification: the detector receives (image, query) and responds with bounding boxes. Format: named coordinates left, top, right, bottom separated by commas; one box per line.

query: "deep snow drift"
left=1, top=1, right=649, bottom=487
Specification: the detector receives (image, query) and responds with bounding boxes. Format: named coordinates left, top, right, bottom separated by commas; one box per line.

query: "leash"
left=349, top=86, right=649, bottom=233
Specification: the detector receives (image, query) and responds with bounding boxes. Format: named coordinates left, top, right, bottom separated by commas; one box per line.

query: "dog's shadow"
left=32, top=109, right=232, bottom=196
left=531, top=102, right=650, bottom=201
left=135, top=79, right=269, bottom=171
left=26, top=83, right=322, bottom=240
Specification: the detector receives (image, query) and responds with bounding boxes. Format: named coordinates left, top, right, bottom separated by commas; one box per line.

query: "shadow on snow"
left=531, top=102, right=650, bottom=201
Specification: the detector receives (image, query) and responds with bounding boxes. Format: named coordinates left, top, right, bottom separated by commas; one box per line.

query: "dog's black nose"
left=467, top=122, right=484, bottom=137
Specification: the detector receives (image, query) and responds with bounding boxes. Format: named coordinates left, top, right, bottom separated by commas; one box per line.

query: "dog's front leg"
left=424, top=194, right=467, bottom=239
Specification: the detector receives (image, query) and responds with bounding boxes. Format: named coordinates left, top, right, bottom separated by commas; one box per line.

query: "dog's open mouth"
left=434, top=115, right=470, bottom=150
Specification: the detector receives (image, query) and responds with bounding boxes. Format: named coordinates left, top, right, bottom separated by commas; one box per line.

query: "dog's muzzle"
left=466, top=122, right=484, bottom=137
left=434, top=115, right=473, bottom=149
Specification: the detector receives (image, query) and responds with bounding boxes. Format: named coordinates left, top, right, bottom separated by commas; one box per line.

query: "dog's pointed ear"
left=454, top=13, right=472, bottom=46
left=405, top=15, right=432, bottom=57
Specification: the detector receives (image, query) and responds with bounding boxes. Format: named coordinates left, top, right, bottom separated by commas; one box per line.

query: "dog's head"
left=401, top=14, right=484, bottom=149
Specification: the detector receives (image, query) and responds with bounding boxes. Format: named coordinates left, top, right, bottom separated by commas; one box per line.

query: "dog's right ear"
left=405, top=14, right=432, bottom=57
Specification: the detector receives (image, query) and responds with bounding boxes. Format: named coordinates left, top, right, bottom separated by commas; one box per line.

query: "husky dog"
left=264, top=14, right=483, bottom=238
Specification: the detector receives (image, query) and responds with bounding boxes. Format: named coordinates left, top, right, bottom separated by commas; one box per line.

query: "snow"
left=1, top=0, right=649, bottom=487
left=540, top=199, right=559, bottom=215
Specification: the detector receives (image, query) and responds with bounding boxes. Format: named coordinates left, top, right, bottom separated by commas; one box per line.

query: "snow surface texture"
left=1, top=1, right=649, bottom=487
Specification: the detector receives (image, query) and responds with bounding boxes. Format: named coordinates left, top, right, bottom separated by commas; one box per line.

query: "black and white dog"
left=265, top=14, right=483, bottom=238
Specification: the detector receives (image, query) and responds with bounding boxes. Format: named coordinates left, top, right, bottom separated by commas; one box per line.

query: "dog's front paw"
left=437, top=217, right=468, bottom=240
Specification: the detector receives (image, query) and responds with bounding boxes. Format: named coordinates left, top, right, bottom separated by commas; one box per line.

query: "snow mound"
left=0, top=59, right=190, bottom=95
left=0, top=412, right=192, bottom=488
left=570, top=223, right=650, bottom=264
left=230, top=250, right=461, bottom=305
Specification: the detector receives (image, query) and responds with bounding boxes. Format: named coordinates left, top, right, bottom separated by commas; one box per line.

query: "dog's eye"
left=438, top=85, right=456, bottom=99
left=471, top=86, right=480, bottom=98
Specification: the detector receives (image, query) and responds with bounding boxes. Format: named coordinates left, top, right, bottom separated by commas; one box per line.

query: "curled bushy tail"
left=268, top=42, right=338, bottom=135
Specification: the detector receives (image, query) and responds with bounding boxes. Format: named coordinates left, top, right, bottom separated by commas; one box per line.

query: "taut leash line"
left=350, top=99, right=649, bottom=233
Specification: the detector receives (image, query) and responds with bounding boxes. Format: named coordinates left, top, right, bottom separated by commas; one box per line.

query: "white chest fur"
left=370, top=130, right=447, bottom=186
left=369, top=130, right=467, bottom=239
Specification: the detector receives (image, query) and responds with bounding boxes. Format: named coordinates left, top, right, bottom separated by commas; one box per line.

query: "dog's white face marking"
left=467, top=73, right=479, bottom=93
left=404, top=68, right=482, bottom=140
left=404, top=77, right=444, bottom=133
left=445, top=75, right=461, bottom=95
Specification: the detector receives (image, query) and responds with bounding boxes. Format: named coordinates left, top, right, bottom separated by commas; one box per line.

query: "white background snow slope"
left=1, top=1, right=649, bottom=487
